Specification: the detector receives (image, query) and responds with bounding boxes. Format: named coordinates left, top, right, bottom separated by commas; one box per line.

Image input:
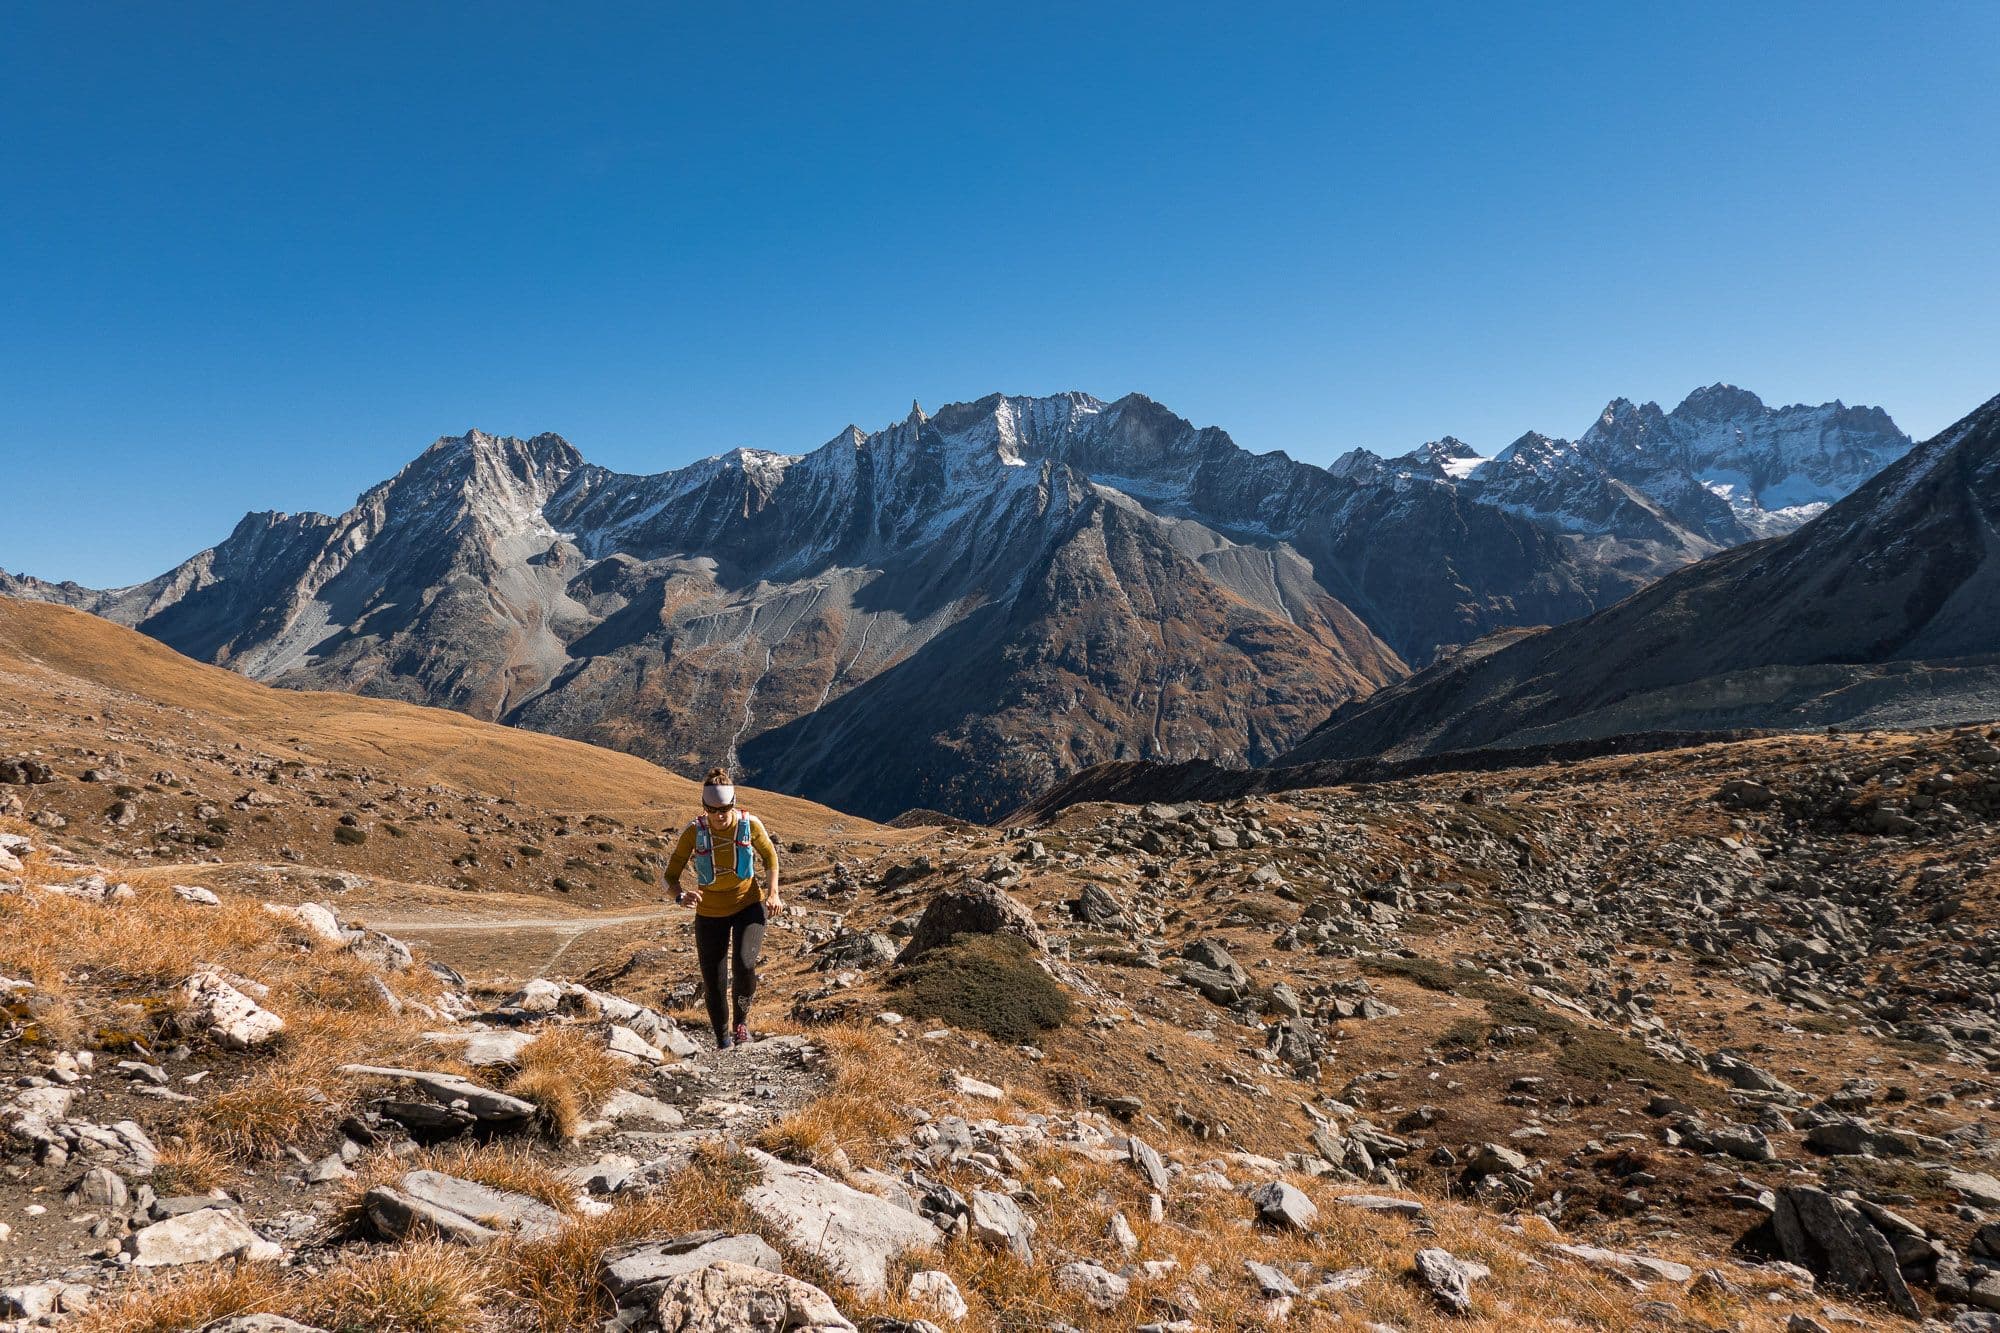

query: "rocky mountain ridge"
left=1, top=385, right=1908, bottom=821
left=1281, top=390, right=2000, bottom=767
left=1336, top=385, right=1913, bottom=576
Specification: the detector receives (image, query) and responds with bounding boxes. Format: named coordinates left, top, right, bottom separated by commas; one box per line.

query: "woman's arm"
left=751, top=817, right=783, bottom=912
left=665, top=824, right=700, bottom=906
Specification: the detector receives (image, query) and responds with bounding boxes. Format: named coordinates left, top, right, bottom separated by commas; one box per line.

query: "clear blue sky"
left=5, top=2, right=1996, bottom=587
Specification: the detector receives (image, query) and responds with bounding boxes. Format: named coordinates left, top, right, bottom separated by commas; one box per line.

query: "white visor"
left=703, top=783, right=736, bottom=807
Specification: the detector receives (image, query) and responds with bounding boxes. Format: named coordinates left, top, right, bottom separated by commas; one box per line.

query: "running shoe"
left=732, top=1022, right=751, bottom=1047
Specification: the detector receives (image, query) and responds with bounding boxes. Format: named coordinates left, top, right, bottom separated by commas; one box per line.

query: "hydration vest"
left=692, top=811, right=756, bottom=887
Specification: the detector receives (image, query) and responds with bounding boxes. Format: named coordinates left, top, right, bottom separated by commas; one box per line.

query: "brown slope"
left=0, top=596, right=878, bottom=846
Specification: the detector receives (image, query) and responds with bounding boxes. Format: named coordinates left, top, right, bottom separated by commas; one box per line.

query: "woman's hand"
left=677, top=888, right=701, bottom=908
left=764, top=892, right=785, bottom=915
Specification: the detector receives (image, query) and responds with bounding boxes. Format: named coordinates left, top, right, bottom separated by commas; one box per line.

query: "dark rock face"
left=1283, top=391, right=2000, bottom=767
left=1765, top=1186, right=1922, bottom=1318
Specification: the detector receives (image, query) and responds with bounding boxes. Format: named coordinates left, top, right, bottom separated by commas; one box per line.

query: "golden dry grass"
left=503, top=1025, right=629, bottom=1139
left=293, top=1241, right=493, bottom=1333
left=497, top=1143, right=761, bottom=1333
left=68, top=1265, right=280, bottom=1333
left=0, top=869, right=462, bottom=1166
left=149, top=1137, right=232, bottom=1195
left=752, top=1023, right=925, bottom=1170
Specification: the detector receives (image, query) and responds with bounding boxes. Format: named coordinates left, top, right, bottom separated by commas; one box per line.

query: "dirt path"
left=365, top=907, right=679, bottom=933
left=359, top=904, right=689, bottom=975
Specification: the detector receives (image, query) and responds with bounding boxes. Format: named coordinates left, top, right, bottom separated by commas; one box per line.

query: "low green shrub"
left=891, top=933, right=1073, bottom=1043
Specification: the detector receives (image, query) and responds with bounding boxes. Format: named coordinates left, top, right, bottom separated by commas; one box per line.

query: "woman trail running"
left=664, top=767, right=783, bottom=1050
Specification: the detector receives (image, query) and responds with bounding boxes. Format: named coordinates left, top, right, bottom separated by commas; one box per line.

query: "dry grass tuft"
left=175, top=1039, right=352, bottom=1162
left=69, top=1264, right=280, bottom=1333
left=753, top=1023, right=929, bottom=1171
left=150, top=1136, right=233, bottom=1195
left=294, top=1241, right=492, bottom=1333
left=503, top=1025, right=628, bottom=1139
left=500, top=1143, right=761, bottom=1333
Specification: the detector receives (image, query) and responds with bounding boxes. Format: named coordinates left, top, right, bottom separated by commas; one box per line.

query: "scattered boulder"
left=1764, top=1185, right=1920, bottom=1318
left=652, top=1261, right=856, bottom=1333
left=601, top=1232, right=782, bottom=1303
left=180, top=971, right=284, bottom=1049
left=126, top=1207, right=279, bottom=1266
left=896, top=881, right=1046, bottom=964
left=363, top=1170, right=564, bottom=1245
left=1053, top=1261, right=1129, bottom=1311
left=1249, top=1180, right=1318, bottom=1231
left=1412, top=1247, right=1487, bottom=1316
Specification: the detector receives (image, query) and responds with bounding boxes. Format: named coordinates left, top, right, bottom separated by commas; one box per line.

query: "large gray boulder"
left=362, top=1170, right=565, bottom=1246
left=652, top=1261, right=855, bottom=1332
left=896, top=881, right=1046, bottom=964
left=740, top=1148, right=941, bottom=1297
left=1768, top=1186, right=1920, bottom=1318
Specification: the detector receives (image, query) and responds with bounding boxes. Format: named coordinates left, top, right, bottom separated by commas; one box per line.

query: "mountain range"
left=1283, top=390, right=2000, bottom=765
left=1, top=385, right=1914, bottom=819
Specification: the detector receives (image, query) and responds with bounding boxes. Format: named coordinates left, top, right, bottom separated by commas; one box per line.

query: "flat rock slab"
left=126, top=1207, right=277, bottom=1267
left=599, top=1089, right=685, bottom=1128
left=741, top=1148, right=941, bottom=1297
left=602, top=1232, right=782, bottom=1298
left=364, top=1169, right=565, bottom=1245
left=338, top=1065, right=536, bottom=1121
left=423, top=1028, right=536, bottom=1068
left=1552, top=1242, right=1693, bottom=1284
left=1336, top=1194, right=1426, bottom=1218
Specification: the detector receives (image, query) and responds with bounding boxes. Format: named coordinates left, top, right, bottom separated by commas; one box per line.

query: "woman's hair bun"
left=704, top=767, right=731, bottom=786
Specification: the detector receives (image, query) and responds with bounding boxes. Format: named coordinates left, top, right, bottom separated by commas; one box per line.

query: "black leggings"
left=693, top=902, right=767, bottom=1046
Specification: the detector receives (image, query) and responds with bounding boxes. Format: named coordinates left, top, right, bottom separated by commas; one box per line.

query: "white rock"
left=652, top=1261, right=855, bottom=1333
left=740, top=1148, right=941, bottom=1297
left=263, top=901, right=344, bottom=945
left=422, top=1028, right=534, bottom=1067
left=1551, top=1242, right=1693, bottom=1284
left=172, top=885, right=221, bottom=906
left=907, top=1269, right=968, bottom=1321
left=505, top=978, right=564, bottom=1013
left=1054, top=1261, right=1129, bottom=1310
left=606, top=1024, right=665, bottom=1063
left=599, top=1089, right=685, bottom=1128
left=969, top=1189, right=1034, bottom=1261
left=951, top=1073, right=1004, bottom=1101
left=125, top=1207, right=274, bottom=1266
left=1249, top=1179, right=1319, bottom=1231
left=0, top=1285, right=58, bottom=1318
left=180, top=971, right=284, bottom=1049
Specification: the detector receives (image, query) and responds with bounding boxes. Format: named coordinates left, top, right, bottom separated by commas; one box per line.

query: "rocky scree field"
left=6, top=721, right=1998, bottom=1328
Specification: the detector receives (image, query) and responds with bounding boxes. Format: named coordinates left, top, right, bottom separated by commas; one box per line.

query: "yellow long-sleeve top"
left=665, top=812, right=778, bottom=917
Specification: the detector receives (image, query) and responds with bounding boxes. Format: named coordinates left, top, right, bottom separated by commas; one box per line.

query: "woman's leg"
left=730, top=902, right=769, bottom=1030
left=692, top=913, right=733, bottom=1047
